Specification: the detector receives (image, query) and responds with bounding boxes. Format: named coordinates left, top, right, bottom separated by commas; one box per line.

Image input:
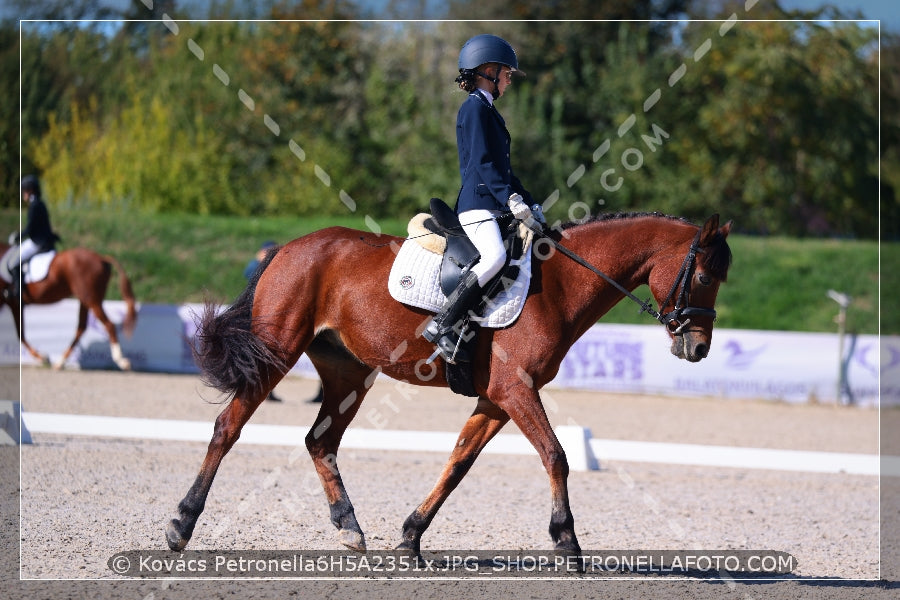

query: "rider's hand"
left=7, top=232, right=18, bottom=245
left=507, top=194, right=533, bottom=222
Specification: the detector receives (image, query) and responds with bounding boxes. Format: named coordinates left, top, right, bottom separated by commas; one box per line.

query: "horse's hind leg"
left=304, top=357, right=374, bottom=552
left=398, top=397, right=510, bottom=555
left=87, top=302, right=131, bottom=370
left=54, top=303, right=90, bottom=370
left=166, top=392, right=264, bottom=551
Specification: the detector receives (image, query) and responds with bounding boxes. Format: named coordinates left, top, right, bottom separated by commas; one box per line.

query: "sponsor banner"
left=1, top=300, right=891, bottom=405
left=553, top=324, right=887, bottom=406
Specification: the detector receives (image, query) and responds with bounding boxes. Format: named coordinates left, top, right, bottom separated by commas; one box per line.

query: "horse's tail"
left=191, top=248, right=286, bottom=401
left=102, top=254, right=138, bottom=337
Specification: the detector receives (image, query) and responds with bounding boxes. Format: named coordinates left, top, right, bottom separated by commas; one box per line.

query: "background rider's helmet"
left=458, top=34, right=523, bottom=73
left=21, top=175, right=41, bottom=197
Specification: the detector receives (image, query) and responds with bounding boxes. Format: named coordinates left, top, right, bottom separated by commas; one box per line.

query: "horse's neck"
left=549, top=218, right=689, bottom=325
left=559, top=220, right=665, bottom=286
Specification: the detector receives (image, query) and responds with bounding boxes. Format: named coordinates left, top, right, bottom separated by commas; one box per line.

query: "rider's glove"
left=507, top=193, right=533, bottom=222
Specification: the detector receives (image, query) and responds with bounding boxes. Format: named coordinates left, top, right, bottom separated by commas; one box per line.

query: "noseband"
left=653, top=228, right=717, bottom=335
left=526, top=222, right=716, bottom=335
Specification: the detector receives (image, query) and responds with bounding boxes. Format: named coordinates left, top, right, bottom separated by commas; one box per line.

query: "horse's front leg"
left=166, top=393, right=263, bottom=550
left=304, top=361, right=372, bottom=552
left=9, top=299, right=49, bottom=366
left=398, top=397, right=510, bottom=555
left=498, top=383, right=580, bottom=555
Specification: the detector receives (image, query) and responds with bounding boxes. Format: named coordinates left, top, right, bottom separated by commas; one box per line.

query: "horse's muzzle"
left=670, top=333, right=710, bottom=362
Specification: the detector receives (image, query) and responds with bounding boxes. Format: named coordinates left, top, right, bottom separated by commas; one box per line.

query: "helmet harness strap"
left=475, top=66, right=501, bottom=99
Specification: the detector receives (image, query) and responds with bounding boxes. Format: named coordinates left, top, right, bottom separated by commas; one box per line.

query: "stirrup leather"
left=423, top=270, right=482, bottom=364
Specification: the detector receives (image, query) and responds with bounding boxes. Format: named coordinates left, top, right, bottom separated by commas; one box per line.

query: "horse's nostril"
left=695, top=343, right=709, bottom=359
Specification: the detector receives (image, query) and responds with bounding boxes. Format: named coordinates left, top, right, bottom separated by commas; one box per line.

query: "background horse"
left=167, top=212, right=732, bottom=557
left=0, top=243, right=137, bottom=370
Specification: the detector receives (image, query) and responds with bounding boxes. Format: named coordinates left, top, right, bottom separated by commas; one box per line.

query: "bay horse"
left=0, top=243, right=137, bottom=370
left=167, top=212, right=732, bottom=556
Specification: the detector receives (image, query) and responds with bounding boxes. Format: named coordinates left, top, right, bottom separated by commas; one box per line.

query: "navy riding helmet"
left=21, top=174, right=41, bottom=197
left=458, top=34, right=524, bottom=75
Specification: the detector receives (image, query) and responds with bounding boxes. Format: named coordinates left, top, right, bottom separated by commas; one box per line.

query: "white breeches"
left=459, top=209, right=506, bottom=288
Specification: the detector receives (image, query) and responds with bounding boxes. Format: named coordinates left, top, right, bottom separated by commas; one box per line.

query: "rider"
left=423, top=34, right=536, bottom=363
left=4, top=175, right=61, bottom=302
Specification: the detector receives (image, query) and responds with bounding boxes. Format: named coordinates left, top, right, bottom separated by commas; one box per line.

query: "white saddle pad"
left=25, top=251, right=55, bottom=283
left=387, top=239, right=532, bottom=329
left=0, top=249, right=55, bottom=284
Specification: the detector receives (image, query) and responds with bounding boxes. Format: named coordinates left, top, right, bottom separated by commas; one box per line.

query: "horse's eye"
left=698, top=273, right=712, bottom=286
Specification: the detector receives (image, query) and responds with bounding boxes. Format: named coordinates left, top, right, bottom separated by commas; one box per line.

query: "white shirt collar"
left=476, top=88, right=494, bottom=106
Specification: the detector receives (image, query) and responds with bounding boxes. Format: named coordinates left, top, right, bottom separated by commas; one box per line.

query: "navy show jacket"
left=455, top=91, right=533, bottom=213
left=23, top=196, right=60, bottom=251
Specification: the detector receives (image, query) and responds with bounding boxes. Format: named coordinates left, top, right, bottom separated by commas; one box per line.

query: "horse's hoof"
left=552, top=542, right=584, bottom=572
left=395, top=543, right=427, bottom=567
left=339, top=528, right=366, bottom=553
left=395, top=543, right=421, bottom=558
left=555, top=550, right=584, bottom=573
left=166, top=520, right=190, bottom=551
left=554, top=539, right=581, bottom=553
left=50, top=359, right=64, bottom=370
left=115, top=358, right=132, bottom=371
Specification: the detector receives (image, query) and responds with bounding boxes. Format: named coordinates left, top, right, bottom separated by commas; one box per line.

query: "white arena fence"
left=1, top=299, right=893, bottom=406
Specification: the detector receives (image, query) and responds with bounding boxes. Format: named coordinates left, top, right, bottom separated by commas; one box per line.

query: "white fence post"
left=555, top=425, right=599, bottom=471
left=0, top=401, right=31, bottom=445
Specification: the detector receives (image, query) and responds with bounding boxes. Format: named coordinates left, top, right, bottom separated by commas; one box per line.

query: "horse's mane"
left=558, top=211, right=691, bottom=230
left=560, top=211, right=732, bottom=281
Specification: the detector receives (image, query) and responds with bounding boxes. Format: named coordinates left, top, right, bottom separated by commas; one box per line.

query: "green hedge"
left=0, top=208, right=888, bottom=335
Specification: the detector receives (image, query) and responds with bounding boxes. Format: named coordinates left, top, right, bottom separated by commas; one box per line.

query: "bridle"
left=528, top=222, right=716, bottom=335
left=653, top=228, right=717, bottom=335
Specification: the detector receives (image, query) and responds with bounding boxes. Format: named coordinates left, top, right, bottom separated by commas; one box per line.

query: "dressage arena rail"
left=18, top=410, right=894, bottom=477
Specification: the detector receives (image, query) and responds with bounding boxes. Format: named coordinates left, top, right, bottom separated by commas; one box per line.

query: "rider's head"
left=21, top=175, right=40, bottom=202
left=455, top=34, right=523, bottom=100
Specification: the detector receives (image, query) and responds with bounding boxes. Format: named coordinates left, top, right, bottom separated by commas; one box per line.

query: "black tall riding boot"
left=3, top=265, right=20, bottom=302
left=423, top=270, right=483, bottom=364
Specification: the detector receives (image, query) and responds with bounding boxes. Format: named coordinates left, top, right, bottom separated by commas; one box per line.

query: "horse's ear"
left=720, top=220, right=733, bottom=238
left=699, top=214, right=720, bottom=245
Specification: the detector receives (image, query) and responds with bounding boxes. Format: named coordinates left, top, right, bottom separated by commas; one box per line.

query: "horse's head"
left=649, top=214, right=733, bottom=363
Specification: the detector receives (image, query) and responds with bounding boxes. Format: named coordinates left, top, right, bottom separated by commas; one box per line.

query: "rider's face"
left=491, top=64, right=512, bottom=98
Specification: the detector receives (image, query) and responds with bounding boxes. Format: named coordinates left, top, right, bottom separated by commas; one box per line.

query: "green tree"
left=881, top=32, right=900, bottom=240
left=0, top=23, right=19, bottom=205
left=8, top=2, right=890, bottom=240
left=663, top=18, right=878, bottom=237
